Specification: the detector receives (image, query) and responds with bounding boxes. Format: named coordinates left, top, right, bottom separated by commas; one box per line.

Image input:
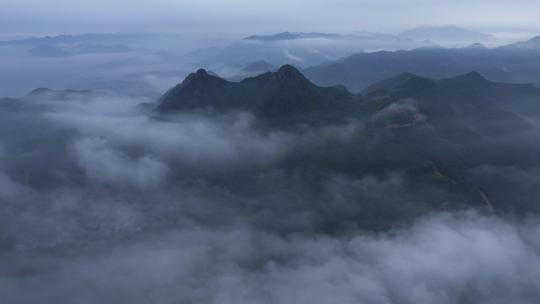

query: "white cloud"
left=72, top=137, right=169, bottom=189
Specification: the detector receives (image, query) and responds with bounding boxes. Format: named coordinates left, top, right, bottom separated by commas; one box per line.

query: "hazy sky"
left=2, top=0, right=540, bottom=37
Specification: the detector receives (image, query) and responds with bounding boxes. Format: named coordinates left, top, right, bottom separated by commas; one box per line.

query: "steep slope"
left=156, top=69, right=236, bottom=110
left=362, top=72, right=540, bottom=164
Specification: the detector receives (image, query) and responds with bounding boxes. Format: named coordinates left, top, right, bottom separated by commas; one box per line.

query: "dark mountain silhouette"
left=156, top=66, right=540, bottom=174
left=157, top=65, right=540, bottom=137
left=156, top=65, right=360, bottom=124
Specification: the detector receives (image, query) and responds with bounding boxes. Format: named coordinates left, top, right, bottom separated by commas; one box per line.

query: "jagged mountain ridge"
left=158, top=65, right=540, bottom=125
left=156, top=65, right=360, bottom=124
left=156, top=66, right=540, bottom=167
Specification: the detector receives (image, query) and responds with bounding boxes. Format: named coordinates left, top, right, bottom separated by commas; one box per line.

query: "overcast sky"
left=2, top=0, right=540, bottom=37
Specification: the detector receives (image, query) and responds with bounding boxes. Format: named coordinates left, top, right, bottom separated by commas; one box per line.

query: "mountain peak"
left=466, top=43, right=488, bottom=49
left=183, top=68, right=222, bottom=84
left=454, top=71, right=488, bottom=82
left=276, top=64, right=303, bottom=78
left=275, top=64, right=308, bottom=81
left=156, top=65, right=360, bottom=124
left=196, top=68, right=209, bottom=76
left=28, top=88, right=54, bottom=96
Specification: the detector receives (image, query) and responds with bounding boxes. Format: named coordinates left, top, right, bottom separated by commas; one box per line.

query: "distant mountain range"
left=0, top=32, right=198, bottom=59
left=0, top=33, right=148, bottom=46
left=185, top=27, right=535, bottom=80
left=183, top=31, right=437, bottom=77
left=24, top=88, right=94, bottom=100
left=398, top=26, right=492, bottom=44
left=27, top=44, right=132, bottom=57
left=2, top=29, right=538, bottom=99
left=244, top=32, right=342, bottom=41
left=0, top=88, right=98, bottom=112
left=304, top=35, right=540, bottom=92
left=499, top=36, right=540, bottom=50
left=245, top=27, right=492, bottom=44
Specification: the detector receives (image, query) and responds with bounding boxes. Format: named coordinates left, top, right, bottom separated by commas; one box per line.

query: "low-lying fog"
left=1, top=91, right=540, bottom=303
